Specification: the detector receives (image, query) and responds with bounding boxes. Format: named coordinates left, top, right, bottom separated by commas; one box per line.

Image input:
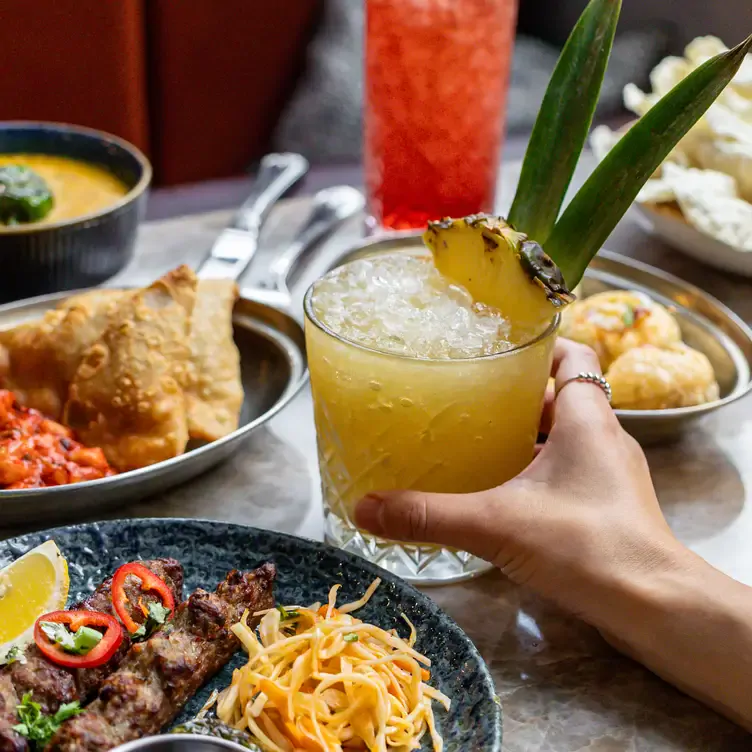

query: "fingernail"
left=354, top=493, right=386, bottom=536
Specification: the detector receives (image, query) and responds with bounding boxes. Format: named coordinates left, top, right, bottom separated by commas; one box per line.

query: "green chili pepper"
left=0, top=165, right=54, bottom=225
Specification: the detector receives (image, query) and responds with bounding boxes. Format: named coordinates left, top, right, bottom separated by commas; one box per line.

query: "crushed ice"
left=311, top=254, right=513, bottom=359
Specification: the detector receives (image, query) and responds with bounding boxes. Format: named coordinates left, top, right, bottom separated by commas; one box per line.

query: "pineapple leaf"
left=508, top=0, right=621, bottom=243
left=546, top=33, right=752, bottom=287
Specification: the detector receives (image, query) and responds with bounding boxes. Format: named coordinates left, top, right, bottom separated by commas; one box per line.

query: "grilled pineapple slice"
left=423, top=215, right=574, bottom=341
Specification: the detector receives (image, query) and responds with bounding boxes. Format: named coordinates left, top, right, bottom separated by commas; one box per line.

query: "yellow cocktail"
left=305, top=250, right=558, bottom=584
left=302, top=0, right=751, bottom=584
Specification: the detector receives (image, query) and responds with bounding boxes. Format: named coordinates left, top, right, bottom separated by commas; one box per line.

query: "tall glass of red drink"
left=365, top=0, right=518, bottom=231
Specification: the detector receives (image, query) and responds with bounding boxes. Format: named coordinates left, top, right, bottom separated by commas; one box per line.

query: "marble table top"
left=5, top=155, right=752, bottom=749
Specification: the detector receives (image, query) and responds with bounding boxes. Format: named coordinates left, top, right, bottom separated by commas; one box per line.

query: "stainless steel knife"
left=198, top=152, right=309, bottom=281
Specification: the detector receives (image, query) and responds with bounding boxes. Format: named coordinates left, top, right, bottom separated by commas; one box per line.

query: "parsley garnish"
left=1, top=645, right=26, bottom=666
left=276, top=605, right=300, bottom=621
left=13, top=694, right=83, bottom=745
left=133, top=601, right=171, bottom=640
left=39, top=622, right=102, bottom=655
left=622, top=305, right=635, bottom=327
left=343, top=633, right=359, bottom=643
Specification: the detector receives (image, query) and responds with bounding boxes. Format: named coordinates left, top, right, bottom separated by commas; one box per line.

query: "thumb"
left=354, top=489, right=501, bottom=563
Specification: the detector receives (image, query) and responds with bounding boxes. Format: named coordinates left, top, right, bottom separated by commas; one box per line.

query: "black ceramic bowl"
left=0, top=121, right=151, bottom=302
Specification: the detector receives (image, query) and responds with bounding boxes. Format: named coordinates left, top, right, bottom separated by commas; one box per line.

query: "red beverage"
left=365, top=0, right=518, bottom=231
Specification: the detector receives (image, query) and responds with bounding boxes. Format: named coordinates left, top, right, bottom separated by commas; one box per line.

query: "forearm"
left=587, top=544, right=752, bottom=730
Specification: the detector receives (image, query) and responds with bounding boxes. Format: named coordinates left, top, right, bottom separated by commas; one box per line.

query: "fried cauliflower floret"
left=607, top=343, right=720, bottom=410
left=560, top=290, right=681, bottom=371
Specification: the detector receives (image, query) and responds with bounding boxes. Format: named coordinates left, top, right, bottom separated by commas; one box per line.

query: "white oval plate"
left=634, top=203, right=752, bottom=278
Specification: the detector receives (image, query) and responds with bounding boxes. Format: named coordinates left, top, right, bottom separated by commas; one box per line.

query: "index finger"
left=551, top=337, right=601, bottom=382
left=539, top=338, right=593, bottom=435
left=551, top=338, right=614, bottom=426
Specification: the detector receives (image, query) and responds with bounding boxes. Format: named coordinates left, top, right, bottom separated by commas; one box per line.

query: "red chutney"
left=0, top=390, right=116, bottom=489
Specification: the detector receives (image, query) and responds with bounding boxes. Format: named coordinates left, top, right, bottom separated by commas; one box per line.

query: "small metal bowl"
left=587, top=251, right=752, bottom=444
left=112, top=735, right=250, bottom=752
left=0, top=121, right=151, bottom=302
left=334, top=233, right=752, bottom=445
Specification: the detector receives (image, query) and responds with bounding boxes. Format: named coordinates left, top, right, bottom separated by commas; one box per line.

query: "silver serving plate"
left=0, top=156, right=365, bottom=525
left=336, top=233, right=752, bottom=445
left=112, top=735, right=250, bottom=752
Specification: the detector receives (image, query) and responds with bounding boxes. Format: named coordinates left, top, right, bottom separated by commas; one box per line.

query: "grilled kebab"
left=47, top=564, right=276, bottom=752
left=0, top=559, right=183, bottom=752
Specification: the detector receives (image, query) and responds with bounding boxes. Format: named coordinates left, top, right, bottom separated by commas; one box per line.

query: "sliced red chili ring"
left=34, top=610, right=123, bottom=669
left=111, top=562, right=175, bottom=634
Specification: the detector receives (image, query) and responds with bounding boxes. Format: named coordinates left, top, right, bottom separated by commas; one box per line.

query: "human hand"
left=355, top=338, right=693, bottom=626
left=354, top=338, right=752, bottom=731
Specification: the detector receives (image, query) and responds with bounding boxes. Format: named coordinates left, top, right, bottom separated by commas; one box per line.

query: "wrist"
left=582, top=539, right=752, bottom=729
left=583, top=537, right=743, bottom=655
left=576, top=535, right=708, bottom=636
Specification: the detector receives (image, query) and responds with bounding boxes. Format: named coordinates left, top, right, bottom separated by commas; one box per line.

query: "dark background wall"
left=519, top=0, right=751, bottom=51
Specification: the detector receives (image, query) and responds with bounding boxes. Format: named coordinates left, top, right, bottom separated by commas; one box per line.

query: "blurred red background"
left=0, top=0, right=321, bottom=185
left=2, top=0, right=746, bottom=187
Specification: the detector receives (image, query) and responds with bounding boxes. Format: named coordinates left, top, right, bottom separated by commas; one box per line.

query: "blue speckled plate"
left=0, top=518, right=501, bottom=751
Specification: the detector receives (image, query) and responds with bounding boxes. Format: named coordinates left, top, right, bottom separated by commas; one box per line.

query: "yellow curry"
left=0, top=154, right=128, bottom=226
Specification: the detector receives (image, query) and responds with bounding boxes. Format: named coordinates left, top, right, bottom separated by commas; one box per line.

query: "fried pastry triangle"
left=183, top=279, right=243, bottom=442
left=0, top=290, right=125, bottom=419
left=64, top=266, right=197, bottom=471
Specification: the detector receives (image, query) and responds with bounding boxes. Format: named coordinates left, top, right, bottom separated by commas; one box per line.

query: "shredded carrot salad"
left=217, top=578, right=450, bottom=752
left=0, top=390, right=115, bottom=489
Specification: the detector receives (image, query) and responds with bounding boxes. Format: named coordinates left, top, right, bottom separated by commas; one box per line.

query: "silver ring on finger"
left=556, top=371, right=612, bottom=403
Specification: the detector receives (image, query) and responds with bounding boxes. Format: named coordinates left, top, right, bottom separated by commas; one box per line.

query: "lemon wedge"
left=0, top=540, right=69, bottom=660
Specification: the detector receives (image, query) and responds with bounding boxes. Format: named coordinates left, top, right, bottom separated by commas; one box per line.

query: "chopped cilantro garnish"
left=14, top=694, right=83, bottom=745
left=0, top=645, right=26, bottom=666
left=622, top=306, right=635, bottom=327
left=133, top=601, right=171, bottom=640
